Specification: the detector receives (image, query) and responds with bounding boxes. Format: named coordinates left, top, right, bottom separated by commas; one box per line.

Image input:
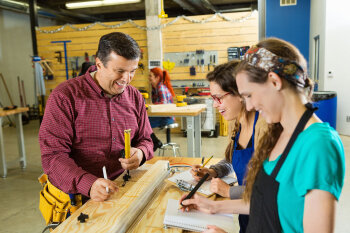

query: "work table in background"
left=147, top=104, right=206, bottom=158
left=0, top=107, right=29, bottom=178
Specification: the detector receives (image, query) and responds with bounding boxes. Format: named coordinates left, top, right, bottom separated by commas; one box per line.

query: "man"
left=39, top=32, right=153, bottom=202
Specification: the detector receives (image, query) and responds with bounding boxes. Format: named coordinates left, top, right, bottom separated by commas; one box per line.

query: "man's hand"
left=210, top=178, right=230, bottom=198
left=118, top=147, right=144, bottom=170
left=90, top=178, right=118, bottom=202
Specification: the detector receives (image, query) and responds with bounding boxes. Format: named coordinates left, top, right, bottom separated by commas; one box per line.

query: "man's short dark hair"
left=96, top=32, right=140, bottom=66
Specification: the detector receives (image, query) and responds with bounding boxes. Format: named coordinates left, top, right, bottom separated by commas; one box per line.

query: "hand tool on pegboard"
left=55, top=51, right=62, bottom=63
left=51, top=40, right=72, bottom=80
left=163, top=59, right=175, bottom=72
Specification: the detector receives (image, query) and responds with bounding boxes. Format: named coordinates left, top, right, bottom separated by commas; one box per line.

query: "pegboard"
left=164, top=50, right=218, bottom=67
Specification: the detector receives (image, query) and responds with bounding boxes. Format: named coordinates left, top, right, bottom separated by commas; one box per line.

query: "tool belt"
left=38, top=174, right=83, bottom=229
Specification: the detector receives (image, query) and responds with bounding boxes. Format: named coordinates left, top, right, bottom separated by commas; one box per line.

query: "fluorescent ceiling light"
left=3, top=0, right=28, bottom=7
left=66, top=0, right=141, bottom=9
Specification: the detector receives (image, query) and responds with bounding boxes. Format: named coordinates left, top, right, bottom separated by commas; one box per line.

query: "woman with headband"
left=180, top=38, right=345, bottom=233
left=148, top=67, right=175, bottom=151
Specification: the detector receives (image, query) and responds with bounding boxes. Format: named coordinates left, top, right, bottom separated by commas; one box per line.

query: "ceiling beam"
left=186, top=0, right=212, bottom=14
left=38, top=5, right=104, bottom=22
left=0, top=0, right=103, bottom=23
left=171, top=0, right=202, bottom=14
left=200, top=0, right=217, bottom=13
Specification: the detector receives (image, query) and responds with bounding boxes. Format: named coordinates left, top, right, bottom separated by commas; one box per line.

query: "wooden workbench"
left=53, top=156, right=225, bottom=233
left=0, top=107, right=29, bottom=178
left=148, top=104, right=206, bottom=158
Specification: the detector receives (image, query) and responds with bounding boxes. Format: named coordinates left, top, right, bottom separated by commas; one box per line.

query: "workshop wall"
left=162, top=12, right=258, bottom=81
left=36, top=20, right=148, bottom=95
left=36, top=12, right=258, bottom=96
left=0, top=8, right=56, bottom=109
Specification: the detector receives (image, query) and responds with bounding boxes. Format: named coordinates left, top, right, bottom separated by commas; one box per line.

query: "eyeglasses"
left=211, top=93, right=230, bottom=104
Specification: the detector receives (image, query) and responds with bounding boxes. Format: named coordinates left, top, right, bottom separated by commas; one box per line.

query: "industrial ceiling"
left=0, top=0, right=257, bottom=23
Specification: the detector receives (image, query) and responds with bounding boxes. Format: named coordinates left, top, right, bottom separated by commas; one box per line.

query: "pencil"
left=200, top=156, right=205, bottom=166
left=102, top=166, right=109, bottom=193
left=200, top=155, right=213, bottom=169
left=181, top=173, right=210, bottom=206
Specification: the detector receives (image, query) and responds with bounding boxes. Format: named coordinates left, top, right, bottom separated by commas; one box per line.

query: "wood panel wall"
left=162, top=12, right=258, bottom=80
left=36, top=20, right=148, bottom=95
left=36, top=12, right=258, bottom=95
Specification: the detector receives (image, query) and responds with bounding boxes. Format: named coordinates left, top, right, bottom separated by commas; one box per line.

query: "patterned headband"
left=244, top=46, right=307, bottom=88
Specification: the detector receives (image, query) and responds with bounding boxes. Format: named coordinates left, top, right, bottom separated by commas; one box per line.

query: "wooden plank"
left=37, top=40, right=147, bottom=50
left=164, top=34, right=257, bottom=46
left=38, top=47, right=147, bottom=58
left=53, top=160, right=169, bottom=233
left=169, top=72, right=208, bottom=80
left=162, top=19, right=257, bottom=32
left=37, top=30, right=146, bottom=41
left=37, top=19, right=147, bottom=33
left=50, top=157, right=224, bottom=233
left=163, top=26, right=257, bottom=38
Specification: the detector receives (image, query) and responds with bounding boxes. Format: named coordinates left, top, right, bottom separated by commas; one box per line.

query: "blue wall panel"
left=266, top=0, right=311, bottom=62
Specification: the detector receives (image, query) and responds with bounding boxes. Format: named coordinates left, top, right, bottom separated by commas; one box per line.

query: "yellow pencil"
left=200, top=155, right=213, bottom=169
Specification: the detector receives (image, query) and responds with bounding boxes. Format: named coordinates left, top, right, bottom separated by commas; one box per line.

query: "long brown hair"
left=237, top=38, right=314, bottom=202
left=206, top=60, right=247, bottom=162
left=150, top=67, right=175, bottom=97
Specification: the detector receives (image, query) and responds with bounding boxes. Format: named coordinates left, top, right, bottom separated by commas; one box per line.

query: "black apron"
left=246, top=104, right=317, bottom=233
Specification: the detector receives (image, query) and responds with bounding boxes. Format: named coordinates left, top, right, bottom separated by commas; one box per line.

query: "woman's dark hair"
left=206, top=60, right=241, bottom=96
left=96, top=32, right=140, bottom=66
left=207, top=60, right=246, bottom=163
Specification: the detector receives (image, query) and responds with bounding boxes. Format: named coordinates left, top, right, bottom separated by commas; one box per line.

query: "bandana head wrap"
left=244, top=46, right=307, bottom=88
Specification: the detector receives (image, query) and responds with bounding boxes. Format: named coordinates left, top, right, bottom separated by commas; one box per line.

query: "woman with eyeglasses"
left=181, top=38, right=345, bottom=233
left=190, top=60, right=267, bottom=233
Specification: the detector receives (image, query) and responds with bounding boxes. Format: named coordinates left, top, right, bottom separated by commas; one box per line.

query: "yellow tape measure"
left=124, top=129, right=131, bottom=159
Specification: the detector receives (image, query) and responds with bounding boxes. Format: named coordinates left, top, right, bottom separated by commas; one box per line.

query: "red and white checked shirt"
left=39, top=66, right=153, bottom=197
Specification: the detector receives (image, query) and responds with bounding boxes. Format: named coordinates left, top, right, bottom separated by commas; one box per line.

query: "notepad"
left=163, top=199, right=235, bottom=233
left=167, top=169, right=237, bottom=197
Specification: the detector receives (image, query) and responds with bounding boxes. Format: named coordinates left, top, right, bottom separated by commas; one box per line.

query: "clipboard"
left=166, top=169, right=237, bottom=197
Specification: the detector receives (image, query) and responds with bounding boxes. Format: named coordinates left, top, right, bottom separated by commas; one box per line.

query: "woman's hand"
left=190, top=165, right=217, bottom=181
left=179, top=193, right=216, bottom=214
left=203, top=225, right=227, bottom=233
left=210, top=178, right=230, bottom=198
